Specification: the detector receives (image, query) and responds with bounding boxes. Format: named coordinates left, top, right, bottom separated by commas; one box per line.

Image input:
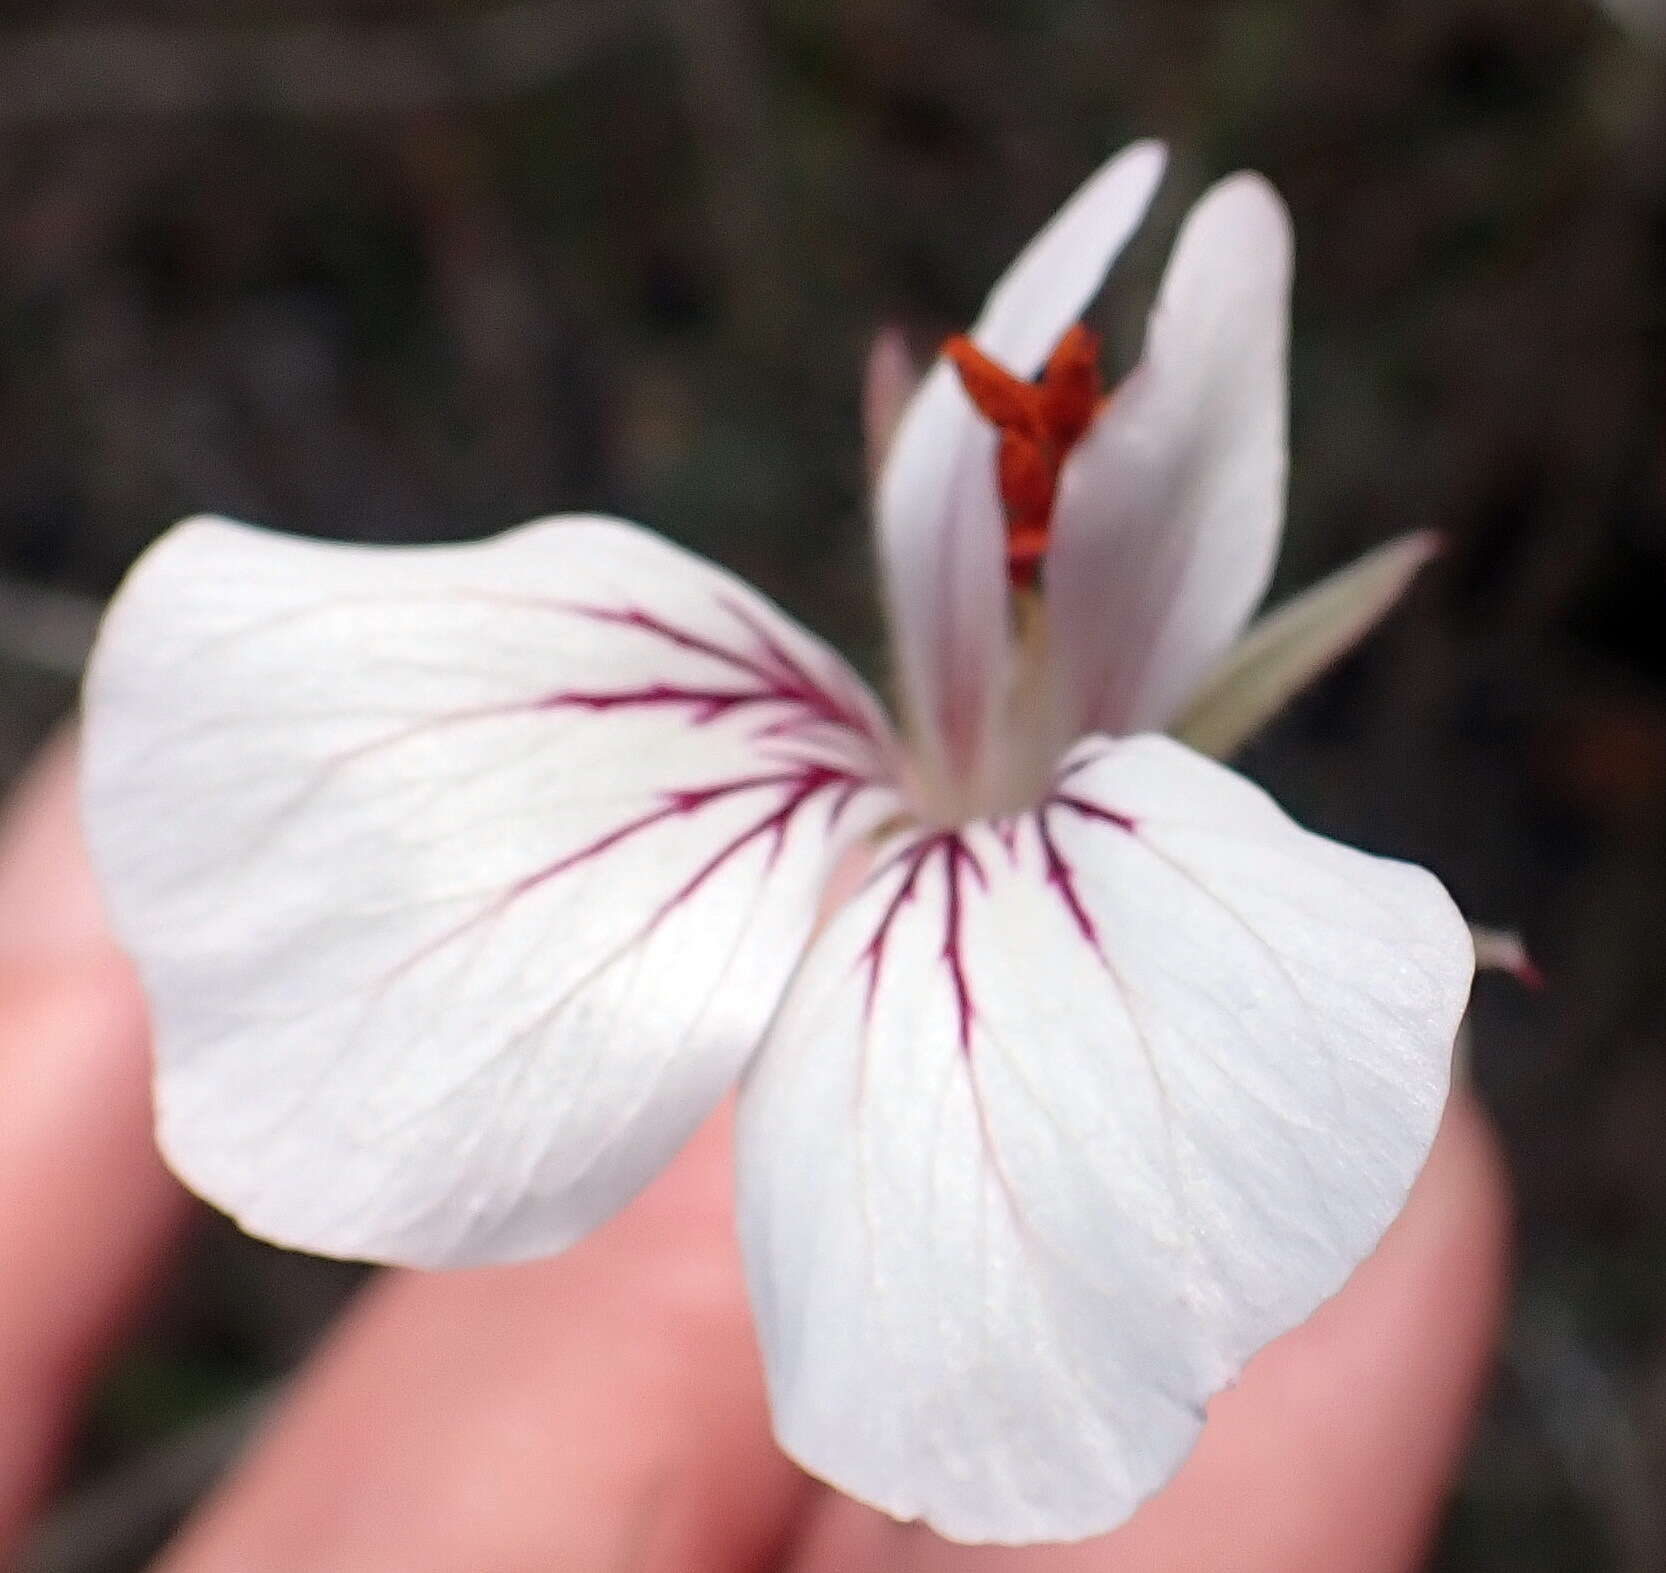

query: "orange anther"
left=944, top=323, right=1106, bottom=589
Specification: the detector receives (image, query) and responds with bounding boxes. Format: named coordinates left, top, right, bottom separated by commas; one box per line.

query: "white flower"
left=80, top=142, right=1473, bottom=1546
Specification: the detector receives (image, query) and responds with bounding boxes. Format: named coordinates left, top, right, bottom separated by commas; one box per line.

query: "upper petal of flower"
left=876, top=142, right=1167, bottom=812
left=736, top=733, right=1472, bottom=1544
left=82, top=515, right=901, bottom=1268
left=1046, top=173, right=1293, bottom=739
left=970, top=139, right=1169, bottom=379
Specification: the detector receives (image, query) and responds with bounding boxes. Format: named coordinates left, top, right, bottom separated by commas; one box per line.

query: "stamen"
left=944, top=323, right=1106, bottom=589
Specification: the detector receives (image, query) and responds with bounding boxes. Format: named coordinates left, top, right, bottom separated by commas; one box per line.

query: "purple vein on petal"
left=857, top=832, right=988, bottom=1052
left=374, top=762, right=876, bottom=1000
left=1035, top=806, right=1104, bottom=960
left=232, top=593, right=890, bottom=884
left=1045, top=794, right=1138, bottom=972
left=563, top=599, right=880, bottom=742
left=292, top=599, right=896, bottom=1001
left=853, top=786, right=1140, bottom=1059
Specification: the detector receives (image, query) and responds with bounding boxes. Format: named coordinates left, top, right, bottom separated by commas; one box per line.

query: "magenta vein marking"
left=375, top=763, right=864, bottom=995
left=531, top=683, right=862, bottom=764
left=718, top=595, right=862, bottom=723
left=824, top=773, right=866, bottom=832
left=648, top=764, right=861, bottom=923
left=533, top=683, right=769, bottom=725
left=1035, top=809, right=1104, bottom=960
left=855, top=793, right=1140, bottom=1055
left=1044, top=794, right=1136, bottom=958
left=858, top=838, right=934, bottom=1020
left=566, top=601, right=872, bottom=739
left=939, top=838, right=979, bottom=1052
left=858, top=832, right=986, bottom=1053
left=1037, top=791, right=1139, bottom=969
left=1051, top=751, right=1103, bottom=788
left=1050, top=794, right=1138, bottom=834
left=298, top=668, right=829, bottom=788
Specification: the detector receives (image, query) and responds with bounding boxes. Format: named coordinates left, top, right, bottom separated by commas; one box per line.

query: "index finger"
left=0, top=734, right=189, bottom=1549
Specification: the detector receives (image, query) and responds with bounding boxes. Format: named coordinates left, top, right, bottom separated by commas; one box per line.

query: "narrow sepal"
left=1172, top=531, right=1439, bottom=758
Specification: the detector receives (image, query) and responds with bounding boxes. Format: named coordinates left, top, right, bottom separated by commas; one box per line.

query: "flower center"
left=943, top=323, right=1105, bottom=590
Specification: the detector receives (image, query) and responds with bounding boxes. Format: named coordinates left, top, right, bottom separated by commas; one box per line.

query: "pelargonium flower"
left=81, top=142, right=1473, bottom=1545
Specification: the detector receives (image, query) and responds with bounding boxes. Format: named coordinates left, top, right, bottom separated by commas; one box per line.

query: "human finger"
left=153, top=1103, right=810, bottom=1573
left=0, top=734, right=190, bottom=1548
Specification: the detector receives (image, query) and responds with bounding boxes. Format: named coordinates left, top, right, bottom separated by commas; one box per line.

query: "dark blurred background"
left=2, top=2, right=1664, bottom=1568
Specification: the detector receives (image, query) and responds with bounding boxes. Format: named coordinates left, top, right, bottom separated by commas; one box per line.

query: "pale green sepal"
left=1171, top=531, right=1440, bottom=759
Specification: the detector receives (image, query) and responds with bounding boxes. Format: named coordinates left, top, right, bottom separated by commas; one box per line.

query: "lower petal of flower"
left=736, top=732, right=1473, bottom=1544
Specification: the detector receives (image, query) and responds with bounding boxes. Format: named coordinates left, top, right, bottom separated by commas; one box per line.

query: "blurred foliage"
left=3, top=1, right=1666, bottom=1568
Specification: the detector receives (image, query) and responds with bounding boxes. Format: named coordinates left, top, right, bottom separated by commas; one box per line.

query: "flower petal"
left=82, top=515, right=901, bottom=1269
left=1172, top=530, right=1440, bottom=759
left=1046, top=174, right=1293, bottom=739
left=863, top=325, right=921, bottom=483
left=972, top=139, right=1170, bottom=378
left=736, top=733, right=1471, bottom=1544
left=874, top=365, right=1008, bottom=810
left=875, top=142, right=1167, bottom=811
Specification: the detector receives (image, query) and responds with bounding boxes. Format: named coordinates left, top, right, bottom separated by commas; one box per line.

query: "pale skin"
left=0, top=731, right=1509, bottom=1572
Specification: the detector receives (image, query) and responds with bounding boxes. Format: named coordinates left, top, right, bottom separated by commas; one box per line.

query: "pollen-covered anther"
left=944, top=322, right=1106, bottom=589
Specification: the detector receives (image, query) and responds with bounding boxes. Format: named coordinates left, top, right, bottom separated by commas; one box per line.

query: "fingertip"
left=0, top=960, right=186, bottom=1548
left=156, top=1103, right=808, bottom=1573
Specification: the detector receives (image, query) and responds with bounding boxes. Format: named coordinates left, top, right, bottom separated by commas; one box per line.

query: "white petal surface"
left=1047, top=174, right=1293, bottom=739
left=83, top=515, right=900, bottom=1268
left=875, top=362, right=1009, bottom=809
left=970, top=139, right=1168, bottom=378
left=737, top=733, right=1471, bottom=1544
left=875, top=142, right=1167, bottom=811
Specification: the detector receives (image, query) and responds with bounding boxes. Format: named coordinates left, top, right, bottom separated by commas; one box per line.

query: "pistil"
left=944, top=323, right=1105, bottom=590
